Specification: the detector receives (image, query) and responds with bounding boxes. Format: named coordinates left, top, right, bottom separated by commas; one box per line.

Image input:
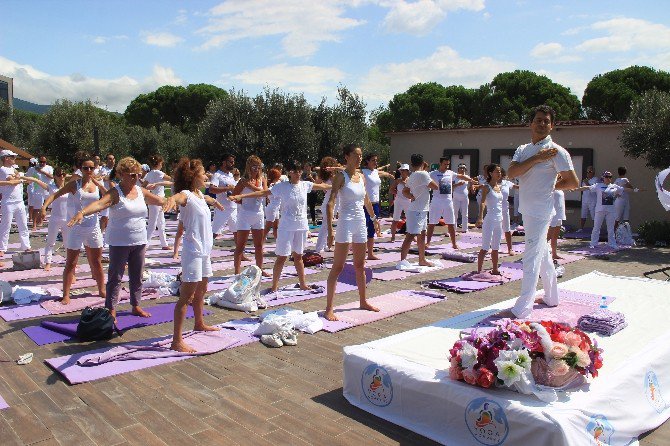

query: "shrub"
left=637, top=220, right=670, bottom=245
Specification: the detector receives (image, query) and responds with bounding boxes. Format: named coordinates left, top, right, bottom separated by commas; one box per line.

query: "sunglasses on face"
left=128, top=172, right=140, bottom=178
left=81, top=166, right=95, bottom=171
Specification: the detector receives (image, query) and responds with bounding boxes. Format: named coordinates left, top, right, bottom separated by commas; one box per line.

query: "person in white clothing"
left=613, top=166, right=642, bottom=228
left=42, top=154, right=108, bottom=305
left=0, top=150, right=40, bottom=263
left=231, top=160, right=331, bottom=292
left=503, top=105, right=578, bottom=319
left=27, top=156, right=54, bottom=228
left=314, top=156, right=340, bottom=253
left=70, top=157, right=170, bottom=319
left=97, top=153, right=115, bottom=236
left=499, top=168, right=519, bottom=254
left=400, top=154, right=439, bottom=265
left=361, top=153, right=395, bottom=260
left=263, top=167, right=282, bottom=240
left=389, top=164, right=411, bottom=242
left=324, top=144, right=381, bottom=322
left=31, top=168, right=68, bottom=271
left=579, top=166, right=598, bottom=230
left=143, top=154, right=173, bottom=250
left=548, top=184, right=566, bottom=259
left=476, top=164, right=504, bottom=275
left=209, top=154, right=237, bottom=239
left=427, top=157, right=474, bottom=248
left=453, top=164, right=471, bottom=233
left=169, top=158, right=224, bottom=352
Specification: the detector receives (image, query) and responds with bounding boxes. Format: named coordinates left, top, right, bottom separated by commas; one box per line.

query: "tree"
left=583, top=66, right=670, bottom=121
left=620, top=89, right=670, bottom=169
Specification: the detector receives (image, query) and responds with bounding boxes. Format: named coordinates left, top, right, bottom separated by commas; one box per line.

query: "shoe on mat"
left=260, top=333, right=283, bottom=348
left=17, top=353, right=33, bottom=365
left=279, top=330, right=297, bottom=346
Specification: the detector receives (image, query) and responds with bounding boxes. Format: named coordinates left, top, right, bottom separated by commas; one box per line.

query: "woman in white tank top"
left=70, top=157, right=169, bottom=320
left=390, top=165, right=411, bottom=242
left=43, top=155, right=107, bottom=305
left=324, top=144, right=381, bottom=322
left=476, top=164, right=504, bottom=276
left=168, top=158, right=224, bottom=353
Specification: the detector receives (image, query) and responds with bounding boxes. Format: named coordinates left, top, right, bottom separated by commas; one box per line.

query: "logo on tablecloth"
left=464, top=397, right=509, bottom=446
left=645, top=370, right=667, bottom=413
left=586, top=414, right=614, bottom=445
left=361, top=364, right=393, bottom=407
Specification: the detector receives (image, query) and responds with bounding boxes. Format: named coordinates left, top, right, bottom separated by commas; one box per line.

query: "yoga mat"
left=0, top=395, right=7, bottom=410
left=373, top=260, right=461, bottom=281
left=320, top=289, right=445, bottom=332
left=563, top=228, right=592, bottom=239
left=568, top=244, right=630, bottom=256
left=0, top=262, right=92, bottom=281
left=264, top=280, right=358, bottom=307
left=45, top=327, right=257, bottom=385
left=428, top=262, right=525, bottom=293
left=0, top=303, right=50, bottom=321
left=23, top=303, right=212, bottom=346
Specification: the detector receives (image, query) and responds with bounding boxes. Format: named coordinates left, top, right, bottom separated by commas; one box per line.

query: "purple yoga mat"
left=45, top=327, right=257, bottom=385
left=320, top=289, right=445, bottom=332
left=0, top=303, right=50, bottom=321
left=0, top=395, right=7, bottom=410
left=22, top=303, right=212, bottom=346
left=428, top=263, right=525, bottom=293
left=373, top=260, right=461, bottom=281
left=264, top=280, right=358, bottom=307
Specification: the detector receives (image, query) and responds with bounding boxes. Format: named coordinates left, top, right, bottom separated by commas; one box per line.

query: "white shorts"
left=275, top=229, right=307, bottom=256
left=236, top=209, right=264, bottom=231
left=335, top=219, right=367, bottom=244
left=181, top=252, right=212, bottom=282
left=406, top=210, right=428, bottom=235
left=65, top=224, right=104, bottom=250
left=581, top=200, right=595, bottom=219
left=550, top=215, right=562, bottom=228
left=393, top=199, right=410, bottom=221
left=99, top=208, right=109, bottom=218
left=265, top=204, right=279, bottom=222
left=428, top=199, right=455, bottom=225
left=28, top=194, right=45, bottom=208
left=481, top=217, right=502, bottom=251
left=502, top=212, right=511, bottom=233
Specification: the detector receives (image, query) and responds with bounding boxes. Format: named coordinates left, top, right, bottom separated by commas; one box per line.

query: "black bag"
left=76, top=307, right=122, bottom=341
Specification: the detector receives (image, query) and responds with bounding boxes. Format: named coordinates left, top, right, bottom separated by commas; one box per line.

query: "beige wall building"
left=388, top=122, right=667, bottom=231
left=0, top=75, right=13, bottom=109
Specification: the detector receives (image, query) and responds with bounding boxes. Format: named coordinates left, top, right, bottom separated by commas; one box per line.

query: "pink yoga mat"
left=320, top=289, right=445, bottom=332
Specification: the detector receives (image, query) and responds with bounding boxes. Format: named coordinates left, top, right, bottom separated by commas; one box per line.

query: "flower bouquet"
left=449, top=319, right=603, bottom=401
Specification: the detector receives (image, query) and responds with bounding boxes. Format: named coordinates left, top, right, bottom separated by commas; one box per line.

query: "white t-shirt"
left=511, top=135, right=574, bottom=219
left=0, top=166, right=24, bottom=204
left=48, top=182, right=69, bottom=221
left=210, top=170, right=235, bottom=205
left=270, top=180, right=314, bottom=231
left=453, top=177, right=469, bottom=200
left=361, top=168, right=382, bottom=203
left=552, top=190, right=566, bottom=220
left=590, top=183, right=624, bottom=213
left=144, top=170, right=166, bottom=197
left=429, top=169, right=456, bottom=201
left=406, top=170, right=432, bottom=212
left=581, top=177, right=599, bottom=203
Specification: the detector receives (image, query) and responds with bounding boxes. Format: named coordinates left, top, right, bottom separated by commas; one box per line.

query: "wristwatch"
left=370, top=215, right=378, bottom=222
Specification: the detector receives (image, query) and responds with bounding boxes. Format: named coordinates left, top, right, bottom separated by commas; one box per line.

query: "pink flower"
left=450, top=357, right=460, bottom=368
left=549, top=359, right=570, bottom=376
left=575, top=350, right=591, bottom=368
left=462, top=368, right=478, bottom=385
left=564, top=332, right=582, bottom=348
left=550, top=343, right=569, bottom=359
left=477, top=368, right=495, bottom=388
left=449, top=366, right=463, bottom=381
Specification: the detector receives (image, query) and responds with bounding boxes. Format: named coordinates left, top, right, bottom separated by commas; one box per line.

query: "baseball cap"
left=399, top=164, right=410, bottom=171
left=0, top=150, right=18, bottom=158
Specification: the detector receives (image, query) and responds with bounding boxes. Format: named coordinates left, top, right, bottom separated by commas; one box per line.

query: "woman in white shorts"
left=263, top=167, right=282, bottom=240
left=35, top=168, right=68, bottom=271
left=231, top=155, right=268, bottom=275
left=476, top=164, right=504, bottom=275
left=143, top=154, right=172, bottom=250
left=324, top=144, right=381, bottom=322
left=42, top=154, right=106, bottom=305
left=389, top=164, right=410, bottom=242
left=231, top=160, right=331, bottom=292
left=314, top=156, right=340, bottom=253
left=169, top=158, right=224, bottom=353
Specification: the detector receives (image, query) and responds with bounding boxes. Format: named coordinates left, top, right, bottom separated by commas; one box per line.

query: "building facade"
left=388, top=122, right=666, bottom=231
left=0, top=75, right=13, bottom=109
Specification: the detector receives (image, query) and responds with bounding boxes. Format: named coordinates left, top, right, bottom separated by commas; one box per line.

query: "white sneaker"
left=260, top=333, right=283, bottom=348
left=279, top=330, right=297, bottom=346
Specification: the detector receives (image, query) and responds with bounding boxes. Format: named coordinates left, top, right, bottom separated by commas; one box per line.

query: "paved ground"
left=0, top=224, right=669, bottom=445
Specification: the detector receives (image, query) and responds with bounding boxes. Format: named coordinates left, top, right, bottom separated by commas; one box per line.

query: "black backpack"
left=76, top=307, right=122, bottom=341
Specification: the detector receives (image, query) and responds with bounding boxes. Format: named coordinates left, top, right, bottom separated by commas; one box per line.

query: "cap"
left=399, top=164, right=410, bottom=171
left=458, top=163, right=467, bottom=169
left=602, top=170, right=612, bottom=177
left=0, top=150, right=18, bottom=158
left=141, top=164, right=150, bottom=172
left=30, top=158, right=38, bottom=164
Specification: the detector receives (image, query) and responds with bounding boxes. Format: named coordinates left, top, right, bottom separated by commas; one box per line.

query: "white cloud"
left=357, top=45, right=515, bottom=103
left=0, top=56, right=182, bottom=112
left=576, top=18, right=670, bottom=53
left=231, top=63, right=345, bottom=94
left=196, top=0, right=365, bottom=57
left=380, top=0, right=485, bottom=35
left=530, top=42, right=582, bottom=63
left=92, top=35, right=128, bottom=44
left=175, top=9, right=188, bottom=24
left=141, top=31, right=184, bottom=47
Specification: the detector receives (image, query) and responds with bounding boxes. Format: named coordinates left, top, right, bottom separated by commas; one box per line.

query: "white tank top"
left=395, top=181, right=410, bottom=203
left=67, top=180, right=100, bottom=227
left=241, top=180, right=264, bottom=214
left=107, top=185, right=148, bottom=246
left=362, top=168, right=381, bottom=203
left=181, top=190, right=213, bottom=256
left=338, top=171, right=365, bottom=221
left=484, top=184, right=503, bottom=221
left=48, top=183, right=69, bottom=221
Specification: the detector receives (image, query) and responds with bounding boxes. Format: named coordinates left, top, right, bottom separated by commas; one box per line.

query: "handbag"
left=76, top=307, right=122, bottom=341
left=12, top=251, right=41, bottom=271
left=302, top=251, right=324, bottom=267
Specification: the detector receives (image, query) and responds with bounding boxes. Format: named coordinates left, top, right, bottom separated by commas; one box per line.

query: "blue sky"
left=2, top=0, right=669, bottom=113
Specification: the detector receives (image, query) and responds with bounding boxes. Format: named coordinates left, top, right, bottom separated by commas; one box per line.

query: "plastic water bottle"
left=600, top=296, right=608, bottom=309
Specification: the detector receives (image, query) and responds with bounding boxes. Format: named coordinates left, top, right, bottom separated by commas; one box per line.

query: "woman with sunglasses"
left=43, top=154, right=107, bottom=305
left=231, top=155, right=268, bottom=275
left=69, top=157, right=171, bottom=319
left=32, top=167, right=68, bottom=271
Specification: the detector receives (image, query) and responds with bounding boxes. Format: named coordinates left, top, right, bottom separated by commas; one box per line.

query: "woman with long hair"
left=324, top=145, right=381, bottom=321
left=476, top=164, right=504, bottom=275
left=143, top=154, right=173, bottom=250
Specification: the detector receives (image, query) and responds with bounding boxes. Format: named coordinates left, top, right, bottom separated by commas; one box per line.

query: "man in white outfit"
left=505, top=105, right=578, bottom=318
left=209, top=153, right=237, bottom=238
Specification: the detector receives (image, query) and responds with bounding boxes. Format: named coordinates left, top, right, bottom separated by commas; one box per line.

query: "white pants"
left=592, top=210, right=617, bottom=248
left=581, top=200, right=596, bottom=220
left=146, top=205, right=168, bottom=247
left=428, top=199, right=455, bottom=225
left=615, top=196, right=630, bottom=221
left=44, top=218, right=67, bottom=264
left=392, top=199, right=410, bottom=221
left=512, top=214, right=557, bottom=318
left=453, top=197, right=469, bottom=232
left=481, top=217, right=502, bottom=251
left=0, top=202, right=30, bottom=251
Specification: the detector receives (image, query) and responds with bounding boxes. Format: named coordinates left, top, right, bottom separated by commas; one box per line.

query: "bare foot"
left=324, top=310, right=339, bottom=321
left=172, top=253, right=179, bottom=260
left=171, top=341, right=197, bottom=353
left=418, top=261, right=433, bottom=267
left=359, top=302, right=380, bottom=312
left=131, top=306, right=152, bottom=318
left=59, top=296, right=71, bottom=306
left=452, top=244, right=459, bottom=250
left=194, top=324, right=220, bottom=332
left=390, top=237, right=395, bottom=242
left=299, top=284, right=312, bottom=290
left=162, top=246, right=171, bottom=251
left=44, top=263, right=51, bottom=272
left=367, top=255, right=381, bottom=261
left=261, top=270, right=271, bottom=278
left=508, top=250, right=516, bottom=255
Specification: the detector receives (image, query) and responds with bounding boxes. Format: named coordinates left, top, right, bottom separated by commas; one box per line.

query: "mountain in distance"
left=13, top=98, right=51, bottom=114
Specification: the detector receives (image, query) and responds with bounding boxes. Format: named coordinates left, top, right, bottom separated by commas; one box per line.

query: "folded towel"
left=577, top=308, right=627, bottom=336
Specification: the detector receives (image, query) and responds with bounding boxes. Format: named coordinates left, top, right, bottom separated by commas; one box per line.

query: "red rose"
left=477, top=368, right=495, bottom=388
left=462, top=368, right=478, bottom=385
